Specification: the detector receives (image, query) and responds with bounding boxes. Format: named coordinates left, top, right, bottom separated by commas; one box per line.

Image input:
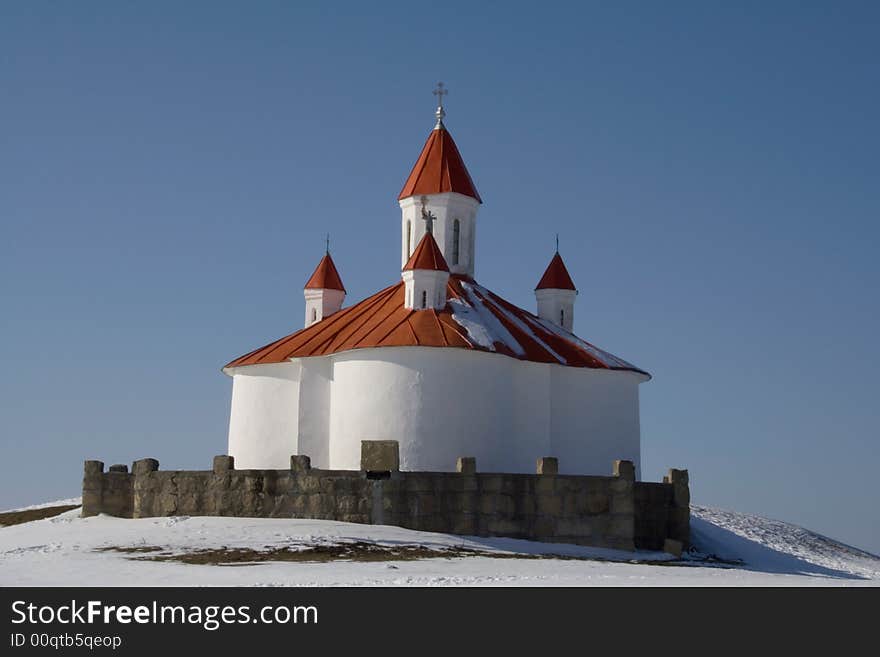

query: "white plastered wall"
left=226, top=346, right=644, bottom=477
left=226, top=362, right=301, bottom=470
left=399, top=192, right=480, bottom=277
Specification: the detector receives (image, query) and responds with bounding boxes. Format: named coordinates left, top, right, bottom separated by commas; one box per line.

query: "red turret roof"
left=225, top=275, right=647, bottom=377
left=402, top=233, right=449, bottom=272
left=304, top=253, right=345, bottom=292
left=535, top=252, right=576, bottom=291
left=398, top=127, right=482, bottom=203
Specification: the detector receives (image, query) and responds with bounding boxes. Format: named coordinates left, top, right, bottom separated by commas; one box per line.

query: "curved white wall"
left=227, top=362, right=301, bottom=470
left=226, top=347, right=644, bottom=477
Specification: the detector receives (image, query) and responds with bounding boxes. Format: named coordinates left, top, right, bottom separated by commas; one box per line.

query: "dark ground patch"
left=0, top=504, right=80, bottom=527
left=96, top=542, right=684, bottom=566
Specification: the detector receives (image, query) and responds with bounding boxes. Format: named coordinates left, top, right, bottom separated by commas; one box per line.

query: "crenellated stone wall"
left=82, top=441, right=689, bottom=552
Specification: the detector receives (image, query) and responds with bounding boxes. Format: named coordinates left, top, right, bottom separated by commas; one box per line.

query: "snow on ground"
left=0, top=500, right=877, bottom=586
left=689, top=505, right=880, bottom=580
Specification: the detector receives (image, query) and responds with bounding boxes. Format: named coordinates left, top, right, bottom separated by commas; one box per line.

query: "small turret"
left=535, top=250, right=577, bottom=331
left=402, top=232, right=450, bottom=310
left=303, top=251, right=345, bottom=327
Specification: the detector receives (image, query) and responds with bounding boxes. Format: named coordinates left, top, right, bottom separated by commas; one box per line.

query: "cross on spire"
left=420, top=196, right=435, bottom=235
left=325, top=233, right=330, bottom=254
left=433, top=82, right=447, bottom=128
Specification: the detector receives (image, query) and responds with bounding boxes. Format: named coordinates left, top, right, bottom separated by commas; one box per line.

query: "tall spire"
left=398, top=84, right=481, bottom=203
left=433, top=81, right=447, bottom=129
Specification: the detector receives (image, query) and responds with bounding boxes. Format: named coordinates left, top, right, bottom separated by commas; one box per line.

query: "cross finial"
left=433, top=82, right=447, bottom=129
left=420, top=196, right=435, bottom=235
left=555, top=233, right=559, bottom=253
left=325, top=233, right=330, bottom=254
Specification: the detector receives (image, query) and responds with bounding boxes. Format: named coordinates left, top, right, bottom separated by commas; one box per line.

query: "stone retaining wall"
left=82, top=441, right=689, bottom=552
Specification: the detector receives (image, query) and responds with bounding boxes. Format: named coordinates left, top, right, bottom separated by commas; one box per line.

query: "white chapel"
left=223, top=89, right=650, bottom=478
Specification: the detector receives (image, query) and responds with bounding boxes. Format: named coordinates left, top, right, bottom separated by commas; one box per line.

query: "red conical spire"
left=305, top=253, right=345, bottom=292
left=398, top=127, right=481, bottom=203
left=403, top=233, right=449, bottom=272
left=535, top=252, right=576, bottom=291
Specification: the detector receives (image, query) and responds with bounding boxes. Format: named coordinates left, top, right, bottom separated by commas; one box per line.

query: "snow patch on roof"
left=470, top=284, right=568, bottom=364
left=450, top=283, right=526, bottom=356
left=530, top=315, right=639, bottom=370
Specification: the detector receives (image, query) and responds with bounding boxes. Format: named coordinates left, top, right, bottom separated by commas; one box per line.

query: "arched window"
left=560, top=308, right=564, bottom=327
left=421, top=290, right=427, bottom=309
left=406, top=220, right=412, bottom=255
left=312, top=308, right=318, bottom=322
left=452, top=219, right=460, bottom=265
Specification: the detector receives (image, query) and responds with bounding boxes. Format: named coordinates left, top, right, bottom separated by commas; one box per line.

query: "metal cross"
left=420, top=196, right=435, bottom=235
left=433, top=82, right=447, bottom=109
left=433, top=82, right=447, bottom=127
left=556, top=233, right=559, bottom=253
left=325, top=233, right=330, bottom=254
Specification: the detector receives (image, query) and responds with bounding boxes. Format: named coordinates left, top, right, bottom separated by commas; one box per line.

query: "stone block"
left=533, top=517, right=556, bottom=537
left=404, top=475, right=433, bottom=493
left=479, top=495, right=496, bottom=515
left=418, top=494, right=435, bottom=516
left=586, top=491, right=611, bottom=514
left=480, top=475, right=504, bottom=492
left=496, top=494, right=516, bottom=516
left=663, top=538, right=684, bottom=558
left=212, top=455, right=234, bottom=474
left=336, top=495, right=359, bottom=514
left=536, top=494, right=562, bottom=516
left=613, top=460, right=635, bottom=481
left=306, top=494, right=332, bottom=515
left=340, top=514, right=368, bottom=525
left=608, top=514, right=634, bottom=539
left=668, top=468, right=690, bottom=508
left=299, top=476, right=321, bottom=493
left=452, top=516, right=477, bottom=536
left=536, top=457, right=558, bottom=475
left=458, top=493, right=478, bottom=513
left=108, top=464, right=128, bottom=473
left=461, top=475, right=479, bottom=492
left=517, top=495, right=535, bottom=516
left=487, top=518, right=521, bottom=536
left=611, top=493, right=634, bottom=515
left=667, top=468, right=689, bottom=486
left=360, top=440, right=399, bottom=472
left=610, top=478, right=631, bottom=494
left=290, top=455, right=311, bottom=472
left=83, top=460, right=104, bottom=476
left=557, top=518, right=593, bottom=537
left=535, top=476, right=555, bottom=494
left=132, top=458, right=159, bottom=476
left=291, top=494, right=308, bottom=515
left=456, top=456, right=476, bottom=474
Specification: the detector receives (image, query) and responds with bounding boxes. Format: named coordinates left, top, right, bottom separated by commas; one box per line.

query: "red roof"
left=304, top=253, right=345, bottom=292
left=225, top=275, right=647, bottom=376
left=398, top=127, right=482, bottom=203
left=403, top=233, right=449, bottom=272
left=535, top=252, right=576, bottom=291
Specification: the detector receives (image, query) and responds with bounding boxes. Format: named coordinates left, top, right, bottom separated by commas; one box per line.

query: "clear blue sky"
left=2, top=1, right=878, bottom=553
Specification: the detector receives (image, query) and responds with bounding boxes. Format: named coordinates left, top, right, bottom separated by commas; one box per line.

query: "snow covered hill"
left=0, top=499, right=877, bottom=586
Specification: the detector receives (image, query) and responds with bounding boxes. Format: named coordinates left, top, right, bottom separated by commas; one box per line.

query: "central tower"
left=398, top=83, right=482, bottom=278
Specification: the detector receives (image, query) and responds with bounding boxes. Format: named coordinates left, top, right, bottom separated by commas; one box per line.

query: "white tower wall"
left=536, top=288, right=577, bottom=331
left=304, top=288, right=345, bottom=327
left=402, top=269, right=449, bottom=310
left=399, top=192, right=480, bottom=277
